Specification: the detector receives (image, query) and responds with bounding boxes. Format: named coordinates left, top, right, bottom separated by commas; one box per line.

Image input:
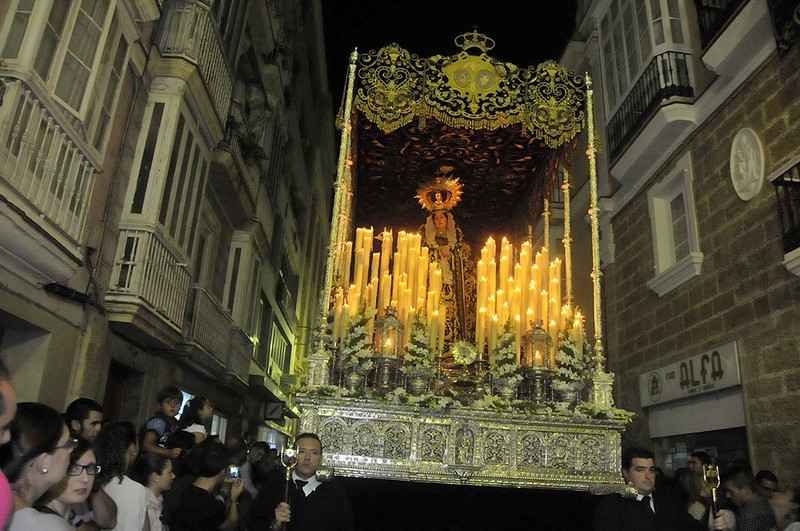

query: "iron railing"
left=108, top=228, right=192, bottom=328
left=774, top=161, right=800, bottom=253
left=155, top=0, right=232, bottom=123
left=607, top=51, right=695, bottom=160
left=694, top=0, right=747, bottom=49
left=0, top=78, right=96, bottom=244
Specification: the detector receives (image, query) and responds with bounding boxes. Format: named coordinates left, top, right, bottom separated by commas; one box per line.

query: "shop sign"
left=639, top=342, right=741, bottom=406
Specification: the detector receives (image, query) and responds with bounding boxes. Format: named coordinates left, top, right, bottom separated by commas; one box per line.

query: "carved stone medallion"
left=729, top=128, right=764, bottom=201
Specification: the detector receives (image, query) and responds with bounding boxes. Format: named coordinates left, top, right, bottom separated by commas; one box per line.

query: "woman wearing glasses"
left=0, top=402, right=77, bottom=530
left=35, top=437, right=100, bottom=528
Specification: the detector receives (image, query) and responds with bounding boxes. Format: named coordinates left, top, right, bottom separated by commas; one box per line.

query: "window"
left=211, top=0, right=247, bottom=61
left=158, top=108, right=209, bottom=252
left=2, top=1, right=129, bottom=153
left=646, top=152, right=703, bottom=296
left=223, top=233, right=262, bottom=331
left=267, top=320, right=291, bottom=381
left=599, top=0, right=686, bottom=114
left=253, top=294, right=272, bottom=367
left=1, top=0, right=35, bottom=59
left=130, top=102, right=166, bottom=214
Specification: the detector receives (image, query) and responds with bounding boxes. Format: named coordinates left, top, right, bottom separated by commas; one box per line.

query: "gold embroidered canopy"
left=354, top=30, right=586, bottom=147
left=346, top=31, right=587, bottom=249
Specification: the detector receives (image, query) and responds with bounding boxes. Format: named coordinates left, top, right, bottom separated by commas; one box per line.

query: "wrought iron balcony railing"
left=0, top=78, right=96, bottom=244
left=774, top=161, right=800, bottom=254
left=108, top=228, right=192, bottom=329
left=694, top=0, right=747, bottom=49
left=607, top=51, right=695, bottom=161
left=155, top=0, right=232, bottom=123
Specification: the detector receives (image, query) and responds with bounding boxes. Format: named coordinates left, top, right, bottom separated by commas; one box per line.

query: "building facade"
left=0, top=0, right=336, bottom=443
left=564, top=0, right=800, bottom=484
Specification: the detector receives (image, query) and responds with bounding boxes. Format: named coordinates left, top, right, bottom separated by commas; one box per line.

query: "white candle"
left=353, top=249, right=364, bottom=301
left=332, top=290, right=343, bottom=345
left=476, top=307, right=486, bottom=359
left=379, top=229, right=392, bottom=278
left=430, top=311, right=439, bottom=358
left=343, top=241, right=353, bottom=286
left=437, top=306, right=446, bottom=355
left=489, top=314, right=499, bottom=361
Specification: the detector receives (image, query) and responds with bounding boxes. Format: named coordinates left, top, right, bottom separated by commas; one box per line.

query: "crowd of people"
left=0, top=363, right=353, bottom=530
left=593, top=446, right=800, bottom=531
left=1, top=354, right=797, bottom=530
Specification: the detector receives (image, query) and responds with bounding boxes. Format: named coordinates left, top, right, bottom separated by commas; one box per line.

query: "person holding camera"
left=170, top=440, right=244, bottom=531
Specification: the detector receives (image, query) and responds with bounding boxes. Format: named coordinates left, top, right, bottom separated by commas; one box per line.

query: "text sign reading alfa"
left=639, top=342, right=741, bottom=406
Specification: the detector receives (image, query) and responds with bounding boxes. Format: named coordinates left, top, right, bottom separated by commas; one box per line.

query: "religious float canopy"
left=298, top=32, right=631, bottom=493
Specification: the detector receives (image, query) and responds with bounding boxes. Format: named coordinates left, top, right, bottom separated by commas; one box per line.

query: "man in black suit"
left=250, top=433, right=354, bottom=531
left=593, top=446, right=707, bottom=531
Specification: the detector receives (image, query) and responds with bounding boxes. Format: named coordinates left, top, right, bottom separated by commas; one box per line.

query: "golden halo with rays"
left=415, top=177, right=464, bottom=212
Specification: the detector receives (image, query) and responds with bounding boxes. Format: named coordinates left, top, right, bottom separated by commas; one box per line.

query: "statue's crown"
left=416, top=176, right=463, bottom=213
left=455, top=30, right=495, bottom=53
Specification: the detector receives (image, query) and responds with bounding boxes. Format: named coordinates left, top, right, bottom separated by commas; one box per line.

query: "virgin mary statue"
left=417, top=177, right=477, bottom=353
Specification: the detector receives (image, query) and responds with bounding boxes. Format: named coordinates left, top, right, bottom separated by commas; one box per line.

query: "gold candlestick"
left=704, top=464, right=721, bottom=518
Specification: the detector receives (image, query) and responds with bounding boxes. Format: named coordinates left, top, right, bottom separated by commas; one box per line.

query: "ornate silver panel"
left=297, top=394, right=626, bottom=492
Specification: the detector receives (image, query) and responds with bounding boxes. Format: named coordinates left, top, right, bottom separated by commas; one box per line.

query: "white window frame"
left=646, top=151, right=704, bottom=296
left=223, top=232, right=262, bottom=331
left=598, top=0, right=689, bottom=117
left=34, top=1, right=118, bottom=119
left=0, top=0, right=131, bottom=155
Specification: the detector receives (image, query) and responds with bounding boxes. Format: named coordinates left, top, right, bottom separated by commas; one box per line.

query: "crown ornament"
left=455, top=29, right=495, bottom=53
left=416, top=177, right=464, bottom=212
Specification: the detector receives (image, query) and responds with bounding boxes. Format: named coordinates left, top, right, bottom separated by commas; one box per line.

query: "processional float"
left=297, top=31, right=632, bottom=492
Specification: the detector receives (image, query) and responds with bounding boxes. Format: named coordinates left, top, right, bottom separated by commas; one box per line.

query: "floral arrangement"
left=451, top=340, right=478, bottom=366
left=400, top=316, right=434, bottom=380
left=552, top=331, right=591, bottom=391
left=489, top=322, right=523, bottom=390
left=337, top=312, right=374, bottom=376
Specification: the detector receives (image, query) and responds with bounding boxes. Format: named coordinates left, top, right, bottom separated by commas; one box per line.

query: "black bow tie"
left=295, top=479, right=308, bottom=490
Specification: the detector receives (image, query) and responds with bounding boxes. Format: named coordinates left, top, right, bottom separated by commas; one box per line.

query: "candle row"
left=475, top=237, right=563, bottom=365
left=329, top=229, right=587, bottom=367
left=332, top=228, right=444, bottom=351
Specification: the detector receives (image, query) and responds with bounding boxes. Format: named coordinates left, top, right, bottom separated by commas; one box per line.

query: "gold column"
left=586, top=74, right=614, bottom=411
left=561, top=167, right=573, bottom=310
left=542, top=197, right=550, bottom=326
left=586, top=75, right=604, bottom=368
left=323, top=49, right=359, bottom=311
